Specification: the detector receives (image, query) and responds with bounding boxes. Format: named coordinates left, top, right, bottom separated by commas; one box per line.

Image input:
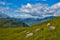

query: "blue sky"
left=0, top=0, right=60, bottom=9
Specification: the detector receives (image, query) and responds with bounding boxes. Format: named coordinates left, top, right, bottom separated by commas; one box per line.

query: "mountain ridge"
left=0, top=18, right=29, bottom=27
left=0, top=17, right=60, bottom=40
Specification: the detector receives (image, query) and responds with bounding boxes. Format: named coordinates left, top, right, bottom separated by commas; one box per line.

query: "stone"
left=47, top=23, right=51, bottom=26
left=49, top=26, right=56, bottom=31
left=34, top=28, right=40, bottom=32
left=26, top=33, right=33, bottom=38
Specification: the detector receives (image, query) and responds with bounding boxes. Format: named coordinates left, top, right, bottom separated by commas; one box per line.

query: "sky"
left=0, top=0, right=60, bottom=18
left=0, top=0, right=60, bottom=9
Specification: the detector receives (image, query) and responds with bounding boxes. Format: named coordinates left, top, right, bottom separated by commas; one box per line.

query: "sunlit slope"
left=0, top=17, right=60, bottom=40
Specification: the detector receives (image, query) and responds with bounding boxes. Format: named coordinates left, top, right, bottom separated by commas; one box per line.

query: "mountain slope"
left=22, top=16, right=55, bottom=26
left=0, top=17, right=60, bottom=40
left=0, top=18, right=29, bottom=27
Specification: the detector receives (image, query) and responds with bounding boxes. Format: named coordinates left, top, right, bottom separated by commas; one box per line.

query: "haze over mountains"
left=0, top=2, right=60, bottom=26
left=0, top=13, right=9, bottom=18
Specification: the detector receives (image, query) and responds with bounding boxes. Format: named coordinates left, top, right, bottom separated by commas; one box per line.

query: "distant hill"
left=0, top=17, right=60, bottom=40
left=0, top=18, right=29, bottom=27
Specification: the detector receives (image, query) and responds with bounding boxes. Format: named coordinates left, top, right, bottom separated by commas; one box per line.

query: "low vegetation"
left=0, top=17, right=60, bottom=40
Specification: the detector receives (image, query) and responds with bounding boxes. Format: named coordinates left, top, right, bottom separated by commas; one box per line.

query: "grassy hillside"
left=0, top=17, right=60, bottom=40
left=0, top=18, right=29, bottom=27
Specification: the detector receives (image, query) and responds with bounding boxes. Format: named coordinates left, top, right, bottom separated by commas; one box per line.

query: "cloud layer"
left=0, top=2, right=60, bottom=19
left=14, top=2, right=60, bottom=18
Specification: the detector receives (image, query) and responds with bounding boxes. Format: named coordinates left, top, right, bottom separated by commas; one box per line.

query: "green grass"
left=0, top=17, right=60, bottom=40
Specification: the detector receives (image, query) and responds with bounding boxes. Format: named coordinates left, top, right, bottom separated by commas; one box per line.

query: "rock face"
left=26, top=33, right=33, bottom=38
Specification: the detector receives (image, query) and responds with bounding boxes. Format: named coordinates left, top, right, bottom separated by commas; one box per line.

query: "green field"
left=0, top=17, right=60, bottom=40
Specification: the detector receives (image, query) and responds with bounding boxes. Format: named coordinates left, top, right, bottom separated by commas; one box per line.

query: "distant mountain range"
left=0, top=17, right=60, bottom=40
left=0, top=2, right=60, bottom=27
left=0, top=18, right=29, bottom=27
left=22, top=16, right=55, bottom=26
left=0, top=13, right=55, bottom=26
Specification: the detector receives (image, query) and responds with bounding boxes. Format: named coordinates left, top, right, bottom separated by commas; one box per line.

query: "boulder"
left=26, top=33, right=33, bottom=38
left=49, top=26, right=56, bottom=31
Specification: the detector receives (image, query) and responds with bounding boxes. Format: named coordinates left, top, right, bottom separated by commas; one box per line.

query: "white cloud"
left=15, top=3, right=48, bottom=14
left=51, top=2, right=60, bottom=9
left=14, top=3, right=50, bottom=18
left=1, top=2, right=60, bottom=19
left=0, top=6, right=12, bottom=14
left=48, top=2, right=60, bottom=16
left=26, top=3, right=32, bottom=8
left=0, top=8, right=5, bottom=13
left=0, top=1, right=13, bottom=6
left=0, top=1, right=6, bottom=5
left=15, top=2, right=60, bottom=18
